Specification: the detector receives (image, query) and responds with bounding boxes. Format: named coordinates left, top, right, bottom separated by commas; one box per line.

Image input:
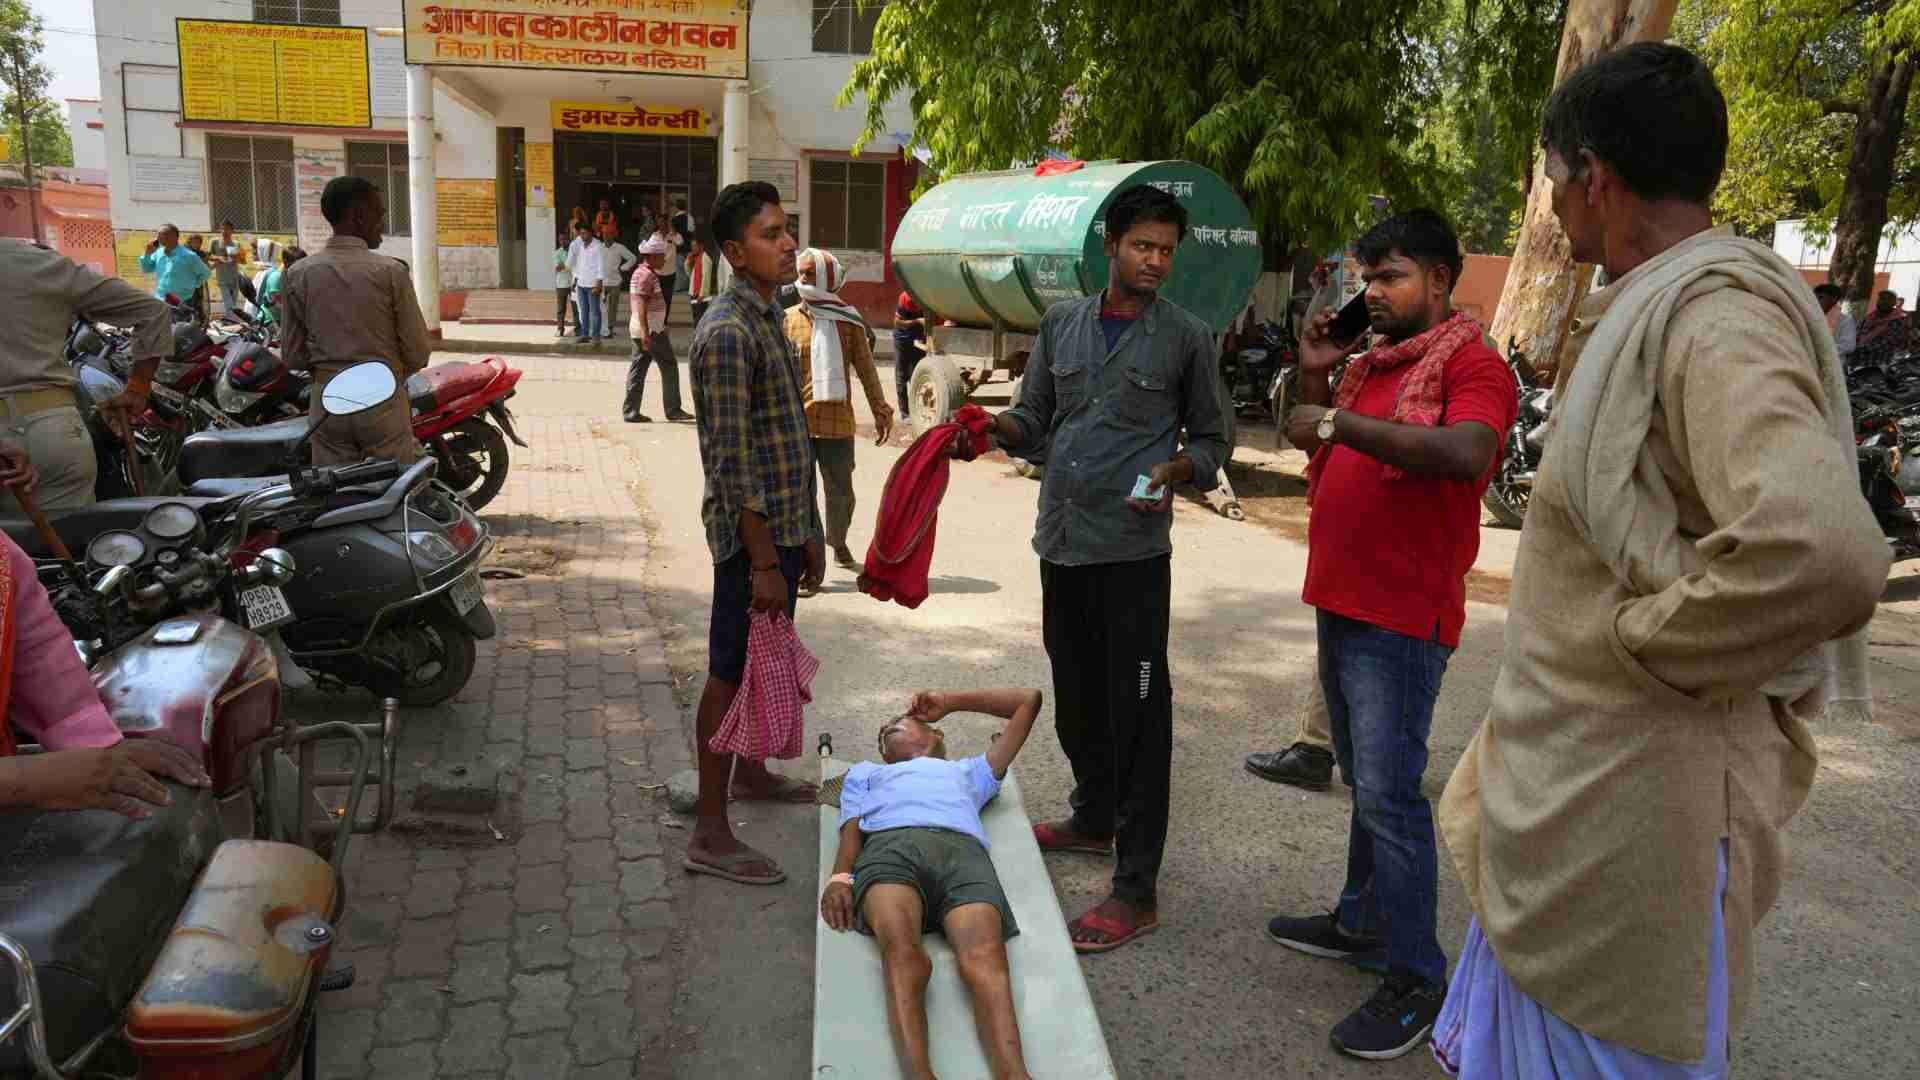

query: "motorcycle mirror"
left=320, top=361, right=398, bottom=419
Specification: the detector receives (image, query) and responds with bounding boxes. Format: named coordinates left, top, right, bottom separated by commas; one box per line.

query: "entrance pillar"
left=720, top=79, right=750, bottom=289
left=407, top=65, right=442, bottom=334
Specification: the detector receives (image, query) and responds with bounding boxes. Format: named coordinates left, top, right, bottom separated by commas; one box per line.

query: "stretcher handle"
left=817, top=733, right=833, bottom=759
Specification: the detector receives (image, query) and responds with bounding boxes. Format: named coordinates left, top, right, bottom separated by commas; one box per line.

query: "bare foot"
left=685, top=831, right=784, bottom=884
left=730, top=761, right=818, bottom=803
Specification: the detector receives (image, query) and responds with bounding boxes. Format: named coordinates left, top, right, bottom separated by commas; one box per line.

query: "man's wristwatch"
left=829, top=872, right=855, bottom=887
left=1316, top=407, right=1341, bottom=443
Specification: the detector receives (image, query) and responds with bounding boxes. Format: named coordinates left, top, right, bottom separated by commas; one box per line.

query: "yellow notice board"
left=177, top=19, right=371, bottom=128
left=551, top=101, right=708, bottom=137
left=525, top=142, right=553, bottom=208
left=437, top=179, right=498, bottom=246
left=403, top=0, right=749, bottom=79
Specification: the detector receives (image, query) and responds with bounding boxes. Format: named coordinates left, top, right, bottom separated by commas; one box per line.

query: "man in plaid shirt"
left=685, top=180, right=827, bottom=886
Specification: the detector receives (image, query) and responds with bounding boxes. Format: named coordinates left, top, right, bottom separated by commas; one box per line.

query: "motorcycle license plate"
left=239, top=583, right=294, bottom=631
left=449, top=571, right=484, bottom=615
left=151, top=383, right=185, bottom=408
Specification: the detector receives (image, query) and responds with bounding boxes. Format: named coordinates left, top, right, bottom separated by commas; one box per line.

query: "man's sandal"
left=1070, top=910, right=1159, bottom=954
left=1032, top=821, right=1113, bottom=855
left=683, top=850, right=787, bottom=885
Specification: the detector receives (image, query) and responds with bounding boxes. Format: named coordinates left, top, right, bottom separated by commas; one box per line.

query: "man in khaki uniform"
left=281, top=176, right=431, bottom=465
left=0, top=240, right=169, bottom=512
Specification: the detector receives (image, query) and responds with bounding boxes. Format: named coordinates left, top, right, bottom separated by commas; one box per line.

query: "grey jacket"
left=1000, top=293, right=1227, bottom=566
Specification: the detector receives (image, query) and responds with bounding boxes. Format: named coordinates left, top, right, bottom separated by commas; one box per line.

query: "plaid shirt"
left=786, top=307, right=894, bottom=440
left=691, top=278, right=823, bottom=563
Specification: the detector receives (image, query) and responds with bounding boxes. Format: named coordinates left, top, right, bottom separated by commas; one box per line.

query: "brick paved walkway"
left=308, top=408, right=691, bottom=1079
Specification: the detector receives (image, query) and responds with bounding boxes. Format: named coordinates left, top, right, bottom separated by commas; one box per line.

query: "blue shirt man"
left=137, top=225, right=210, bottom=302
left=837, top=754, right=1001, bottom=849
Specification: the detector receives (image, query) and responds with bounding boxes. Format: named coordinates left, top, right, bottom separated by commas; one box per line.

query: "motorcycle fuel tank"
left=91, top=615, right=280, bottom=797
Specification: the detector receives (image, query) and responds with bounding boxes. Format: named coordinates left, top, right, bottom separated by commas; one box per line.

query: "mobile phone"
left=1130, top=474, right=1165, bottom=502
left=1326, top=292, right=1372, bottom=344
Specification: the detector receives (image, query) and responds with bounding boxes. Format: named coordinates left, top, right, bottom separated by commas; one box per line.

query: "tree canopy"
left=0, top=0, right=55, bottom=172
left=840, top=0, right=1563, bottom=257
left=1679, top=0, right=1917, bottom=237
left=3, top=98, right=71, bottom=168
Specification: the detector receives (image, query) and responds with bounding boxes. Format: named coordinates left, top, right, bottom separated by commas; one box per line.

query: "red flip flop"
left=1070, top=910, right=1160, bottom=954
left=1032, top=821, right=1113, bottom=855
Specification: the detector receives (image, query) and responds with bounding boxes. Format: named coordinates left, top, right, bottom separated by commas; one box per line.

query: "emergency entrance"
left=553, top=129, right=717, bottom=250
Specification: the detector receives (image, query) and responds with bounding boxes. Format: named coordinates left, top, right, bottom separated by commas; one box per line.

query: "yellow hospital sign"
left=176, top=19, right=371, bottom=128
left=550, top=101, right=708, bottom=137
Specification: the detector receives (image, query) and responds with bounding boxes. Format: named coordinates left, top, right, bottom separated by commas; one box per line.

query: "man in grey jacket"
left=982, top=183, right=1228, bottom=953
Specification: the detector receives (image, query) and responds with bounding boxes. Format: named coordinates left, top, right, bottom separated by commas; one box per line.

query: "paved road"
left=587, top=353, right=1920, bottom=1080
left=321, top=352, right=1920, bottom=1078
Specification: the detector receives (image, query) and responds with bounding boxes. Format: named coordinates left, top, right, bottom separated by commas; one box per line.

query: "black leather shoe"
left=1244, top=742, right=1335, bottom=790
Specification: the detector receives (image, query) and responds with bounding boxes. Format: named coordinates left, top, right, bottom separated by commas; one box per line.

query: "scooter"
left=176, top=363, right=497, bottom=705
left=0, top=502, right=383, bottom=1077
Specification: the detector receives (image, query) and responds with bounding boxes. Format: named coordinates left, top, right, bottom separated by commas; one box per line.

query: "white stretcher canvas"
left=812, top=756, right=1118, bottom=1079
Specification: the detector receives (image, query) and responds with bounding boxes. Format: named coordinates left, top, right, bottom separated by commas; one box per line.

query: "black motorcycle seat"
left=0, top=497, right=224, bottom=560
left=0, top=785, right=222, bottom=1071
left=185, top=476, right=290, bottom=498
left=177, top=417, right=311, bottom=484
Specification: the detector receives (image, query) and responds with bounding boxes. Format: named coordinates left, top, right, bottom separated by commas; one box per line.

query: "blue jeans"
left=574, top=285, right=604, bottom=339
left=1318, top=610, right=1451, bottom=988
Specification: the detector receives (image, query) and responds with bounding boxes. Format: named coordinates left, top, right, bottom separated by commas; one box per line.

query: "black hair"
left=1540, top=42, right=1727, bottom=204
left=1104, top=184, right=1187, bottom=244
left=282, top=246, right=307, bottom=267
left=1814, top=283, right=1843, bottom=302
left=710, top=181, right=782, bottom=247
left=1880, top=290, right=1901, bottom=309
left=1353, top=209, right=1465, bottom=292
left=221, top=219, right=234, bottom=229
left=321, top=175, right=377, bottom=227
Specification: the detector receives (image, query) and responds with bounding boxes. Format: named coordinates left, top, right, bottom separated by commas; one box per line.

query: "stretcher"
left=813, top=734, right=1118, bottom=1079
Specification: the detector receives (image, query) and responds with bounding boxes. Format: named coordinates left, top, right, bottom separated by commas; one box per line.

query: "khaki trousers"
left=0, top=399, right=96, bottom=513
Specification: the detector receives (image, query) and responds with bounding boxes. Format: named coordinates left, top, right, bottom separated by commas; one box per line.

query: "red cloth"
left=858, top=403, right=994, bottom=609
left=708, top=612, right=818, bottom=761
left=1302, top=339, right=1516, bottom=648
left=1307, top=311, right=1484, bottom=498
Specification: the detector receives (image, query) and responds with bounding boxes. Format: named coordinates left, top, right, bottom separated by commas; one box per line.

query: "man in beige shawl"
left=1433, top=44, right=1889, bottom=1075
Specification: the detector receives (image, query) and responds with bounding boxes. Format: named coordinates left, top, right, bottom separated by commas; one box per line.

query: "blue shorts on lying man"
left=819, top=688, right=1043, bottom=1080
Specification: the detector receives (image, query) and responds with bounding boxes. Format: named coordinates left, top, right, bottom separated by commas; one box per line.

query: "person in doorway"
left=594, top=197, right=619, bottom=243
left=821, top=688, right=1042, bottom=1080
left=207, top=221, right=248, bottom=317
left=685, top=180, right=826, bottom=886
left=624, top=236, right=691, bottom=424
left=1267, top=209, right=1516, bottom=1061
left=1813, top=283, right=1857, bottom=357
left=652, top=218, right=684, bottom=323
left=1856, top=289, right=1911, bottom=366
left=687, top=238, right=716, bottom=325
left=138, top=224, right=210, bottom=306
left=893, top=290, right=928, bottom=421
left=671, top=195, right=696, bottom=262
left=0, top=240, right=168, bottom=512
left=601, top=233, right=638, bottom=332
left=253, top=245, right=304, bottom=329
left=1432, top=44, right=1886, bottom=1077
left=281, top=176, right=431, bottom=467
left=553, top=229, right=575, bottom=337
left=566, top=221, right=607, bottom=343
left=978, top=184, right=1229, bottom=954
left=788, top=247, right=895, bottom=584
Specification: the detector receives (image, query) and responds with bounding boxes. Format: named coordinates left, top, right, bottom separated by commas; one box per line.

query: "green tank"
left=890, top=160, right=1261, bottom=335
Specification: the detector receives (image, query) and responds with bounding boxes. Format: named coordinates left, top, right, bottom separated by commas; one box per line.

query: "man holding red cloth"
left=980, top=184, right=1229, bottom=953
left=1265, top=210, right=1515, bottom=1060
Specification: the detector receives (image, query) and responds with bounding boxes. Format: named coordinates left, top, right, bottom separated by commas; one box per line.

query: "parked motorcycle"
left=177, top=363, right=498, bottom=705
left=1224, top=321, right=1292, bottom=421
left=409, top=357, right=527, bottom=511
left=1483, top=341, right=1554, bottom=529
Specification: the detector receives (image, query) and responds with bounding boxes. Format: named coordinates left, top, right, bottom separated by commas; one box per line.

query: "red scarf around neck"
left=1306, top=310, right=1483, bottom=500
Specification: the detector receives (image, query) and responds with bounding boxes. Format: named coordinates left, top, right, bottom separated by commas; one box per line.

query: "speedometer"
left=144, top=501, right=199, bottom=540
left=87, top=530, right=146, bottom=568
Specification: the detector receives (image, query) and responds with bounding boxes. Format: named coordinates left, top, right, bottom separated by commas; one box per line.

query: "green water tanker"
left=891, top=160, right=1262, bottom=438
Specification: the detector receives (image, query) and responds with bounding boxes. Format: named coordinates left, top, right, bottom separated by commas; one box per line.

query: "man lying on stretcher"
left=820, top=688, right=1042, bottom=1080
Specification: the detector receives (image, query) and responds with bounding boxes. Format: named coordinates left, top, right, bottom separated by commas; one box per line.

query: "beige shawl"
left=1543, top=232, right=1872, bottom=720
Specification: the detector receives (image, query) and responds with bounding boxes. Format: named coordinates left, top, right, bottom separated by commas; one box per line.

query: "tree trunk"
left=1828, top=49, right=1915, bottom=315
left=1486, top=0, right=1680, bottom=386
left=6, top=49, right=37, bottom=244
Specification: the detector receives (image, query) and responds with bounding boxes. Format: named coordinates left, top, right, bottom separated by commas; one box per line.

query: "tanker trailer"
left=890, top=160, right=1263, bottom=474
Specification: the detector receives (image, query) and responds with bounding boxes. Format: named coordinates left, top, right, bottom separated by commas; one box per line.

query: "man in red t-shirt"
left=1265, top=210, right=1516, bottom=1062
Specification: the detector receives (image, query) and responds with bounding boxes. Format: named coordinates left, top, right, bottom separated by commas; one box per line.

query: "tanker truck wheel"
left=909, top=354, right=967, bottom=437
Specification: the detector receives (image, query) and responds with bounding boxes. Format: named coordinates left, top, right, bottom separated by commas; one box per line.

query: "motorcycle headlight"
left=215, top=378, right=261, bottom=413
left=407, top=530, right=461, bottom=569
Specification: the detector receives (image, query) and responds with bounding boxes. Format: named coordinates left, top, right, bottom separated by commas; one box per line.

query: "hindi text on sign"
left=403, top=0, right=747, bottom=79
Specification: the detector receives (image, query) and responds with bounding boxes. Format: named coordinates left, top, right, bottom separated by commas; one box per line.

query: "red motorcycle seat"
left=409, top=361, right=495, bottom=413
